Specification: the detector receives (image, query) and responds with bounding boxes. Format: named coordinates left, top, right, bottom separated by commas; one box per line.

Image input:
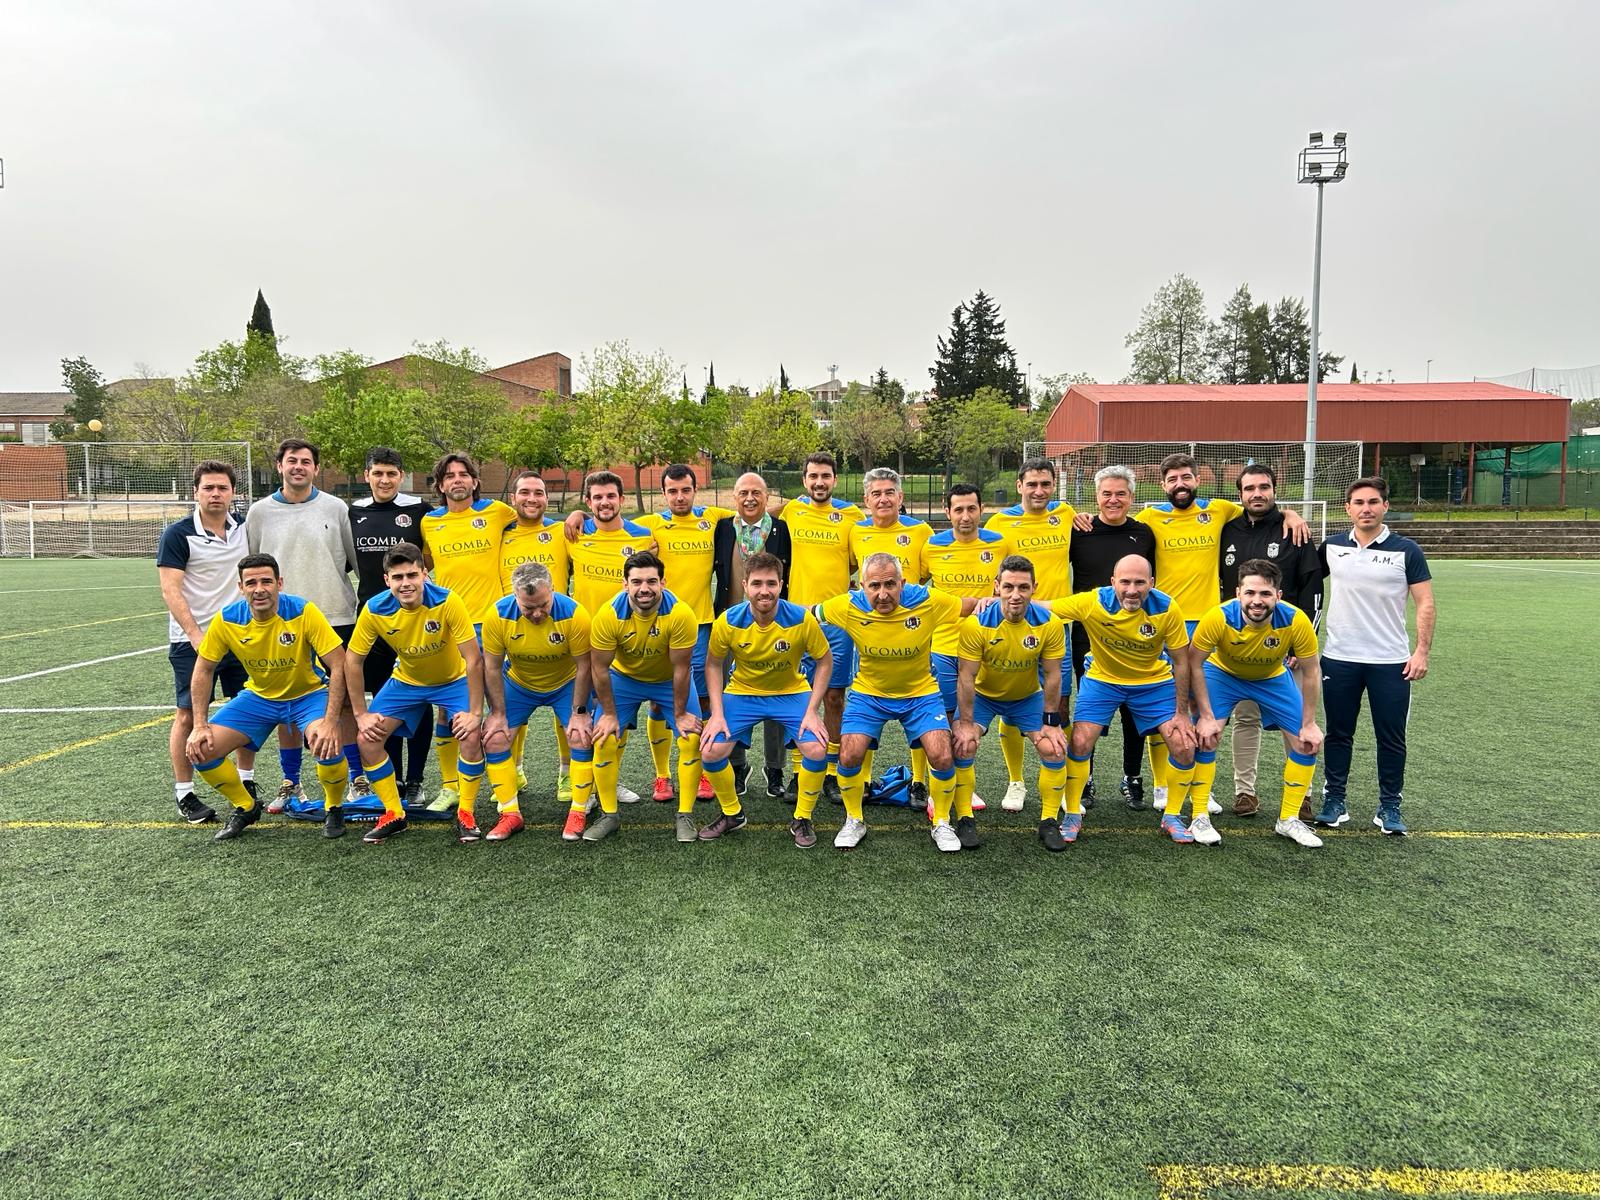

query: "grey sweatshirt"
left=245, top=488, right=360, bottom=625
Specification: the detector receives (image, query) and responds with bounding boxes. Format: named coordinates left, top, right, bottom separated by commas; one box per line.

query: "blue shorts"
left=803, top=621, right=857, bottom=689
left=972, top=691, right=1045, bottom=734
left=1203, top=663, right=1304, bottom=733
left=1074, top=676, right=1176, bottom=736
left=609, top=670, right=702, bottom=736
left=932, top=652, right=959, bottom=714
left=504, top=675, right=575, bottom=730
left=841, top=690, right=950, bottom=747
left=692, top=623, right=711, bottom=700
left=211, top=688, right=331, bottom=752
left=371, top=676, right=474, bottom=737
left=707, top=691, right=824, bottom=750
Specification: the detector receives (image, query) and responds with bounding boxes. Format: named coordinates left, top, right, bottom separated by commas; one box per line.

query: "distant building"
left=806, top=366, right=846, bottom=408
left=0, top=393, right=69, bottom=443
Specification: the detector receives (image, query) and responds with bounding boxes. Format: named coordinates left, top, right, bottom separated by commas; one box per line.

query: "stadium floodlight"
left=1308, top=131, right=1323, bottom=145
left=1297, top=130, right=1350, bottom=502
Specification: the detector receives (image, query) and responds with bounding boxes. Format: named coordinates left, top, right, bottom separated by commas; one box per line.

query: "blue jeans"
left=1321, top=657, right=1411, bottom=809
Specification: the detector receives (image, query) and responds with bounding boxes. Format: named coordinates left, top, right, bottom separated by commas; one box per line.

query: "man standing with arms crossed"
left=349, top=447, right=431, bottom=809
left=984, top=458, right=1076, bottom=812
left=780, top=452, right=863, bottom=807
left=157, top=460, right=254, bottom=823
left=1066, top=465, right=1157, bottom=811
left=1217, top=464, right=1323, bottom=820
left=246, top=439, right=362, bottom=815
left=1315, top=477, right=1435, bottom=836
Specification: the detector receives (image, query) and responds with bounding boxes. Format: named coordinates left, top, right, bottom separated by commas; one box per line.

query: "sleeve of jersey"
left=1050, top=593, right=1091, bottom=623
left=196, top=613, right=229, bottom=662
left=1191, top=610, right=1222, bottom=655
left=348, top=610, right=378, bottom=657
left=817, top=594, right=847, bottom=628
left=929, top=588, right=963, bottom=627
left=156, top=523, right=190, bottom=569
left=305, top=604, right=343, bottom=657
left=589, top=608, right=618, bottom=652
left=443, top=594, right=475, bottom=645
left=1212, top=498, right=1243, bottom=523
left=481, top=615, right=507, bottom=656
left=707, top=618, right=731, bottom=662
left=1164, top=611, right=1191, bottom=649
left=1404, top=543, right=1432, bottom=584
left=956, top=616, right=983, bottom=662
left=569, top=607, right=593, bottom=656
left=1291, top=611, right=1320, bottom=657
left=1042, top=618, right=1067, bottom=660
left=669, top=608, right=699, bottom=650
left=802, top=615, right=830, bottom=661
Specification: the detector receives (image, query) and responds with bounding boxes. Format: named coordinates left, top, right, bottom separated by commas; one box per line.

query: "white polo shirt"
left=1319, top=526, right=1431, bottom=665
left=156, top=507, right=249, bottom=643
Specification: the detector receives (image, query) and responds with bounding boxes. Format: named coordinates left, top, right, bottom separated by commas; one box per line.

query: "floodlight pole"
left=1304, top=180, right=1325, bottom=504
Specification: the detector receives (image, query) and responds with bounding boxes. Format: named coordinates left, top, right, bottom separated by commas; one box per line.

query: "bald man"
left=712, top=472, right=794, bottom=797
left=1047, top=554, right=1204, bottom=846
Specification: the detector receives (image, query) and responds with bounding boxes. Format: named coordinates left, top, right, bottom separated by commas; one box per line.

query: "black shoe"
left=1120, top=775, right=1145, bottom=810
left=177, top=793, right=217, bottom=825
left=765, top=771, right=786, bottom=800
left=731, top=762, right=752, bottom=796
left=214, top=803, right=260, bottom=842
left=822, top=775, right=842, bottom=806
left=955, top=816, right=982, bottom=849
left=363, top=813, right=409, bottom=844
left=1082, top=778, right=1097, bottom=811
left=322, top=805, right=346, bottom=839
left=1038, top=818, right=1067, bottom=852
left=697, top=810, right=748, bottom=840
left=909, top=781, right=929, bottom=807
left=400, top=782, right=425, bottom=810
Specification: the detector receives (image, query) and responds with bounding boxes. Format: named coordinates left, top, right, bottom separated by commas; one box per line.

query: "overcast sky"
left=3, top=0, right=1596, bottom=394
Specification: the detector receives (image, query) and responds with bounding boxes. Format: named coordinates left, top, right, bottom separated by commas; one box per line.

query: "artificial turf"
left=2, top=558, right=1597, bottom=1199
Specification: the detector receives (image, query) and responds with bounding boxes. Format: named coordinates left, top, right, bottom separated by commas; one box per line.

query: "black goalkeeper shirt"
left=1067, top=516, right=1159, bottom=593
left=350, top=493, right=429, bottom=602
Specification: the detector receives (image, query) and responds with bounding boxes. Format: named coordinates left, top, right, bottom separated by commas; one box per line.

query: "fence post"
left=28, top=501, right=35, bottom=559
left=84, top=444, right=95, bottom=556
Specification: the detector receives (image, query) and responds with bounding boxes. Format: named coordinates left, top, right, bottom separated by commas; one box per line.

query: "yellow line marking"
left=0, top=610, right=167, bottom=642
left=2, top=817, right=1598, bottom=840
left=1150, top=1163, right=1600, bottom=1198
left=0, top=717, right=169, bottom=777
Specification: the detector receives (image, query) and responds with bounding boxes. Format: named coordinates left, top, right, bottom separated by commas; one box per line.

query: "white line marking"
left=0, top=645, right=166, bottom=684
left=0, top=706, right=170, bottom=713
left=0, top=584, right=161, bottom=594
left=1463, top=563, right=1600, bottom=576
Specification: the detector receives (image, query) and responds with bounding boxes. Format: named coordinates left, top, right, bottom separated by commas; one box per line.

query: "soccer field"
left=2, top=558, right=1598, bottom=1199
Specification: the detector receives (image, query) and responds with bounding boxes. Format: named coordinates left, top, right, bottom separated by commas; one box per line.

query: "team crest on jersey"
left=277, top=631, right=296, bottom=646
left=424, top=619, right=441, bottom=634
left=1267, top=542, right=1280, bottom=558
left=904, top=616, right=921, bottom=630
left=395, top=514, right=412, bottom=528
left=896, top=533, right=911, bottom=546
left=697, top=519, right=710, bottom=531
left=1138, top=622, right=1156, bottom=639
left=828, top=512, right=842, bottom=523
left=548, top=631, right=565, bottom=645
left=472, top=517, right=488, bottom=529
left=538, top=531, right=552, bottom=543
left=1224, top=553, right=1236, bottom=566
left=621, top=546, right=635, bottom=557
left=774, top=639, right=791, bottom=652
left=1264, top=635, right=1281, bottom=649
left=980, top=550, right=994, bottom=563
left=648, top=622, right=659, bottom=637
left=1022, top=634, right=1040, bottom=650
left=1047, top=515, right=1060, bottom=526
left=1197, top=512, right=1212, bottom=525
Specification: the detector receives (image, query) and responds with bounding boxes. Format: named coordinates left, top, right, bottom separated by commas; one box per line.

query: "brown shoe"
left=1299, top=798, right=1315, bottom=823
left=1232, top=792, right=1259, bottom=818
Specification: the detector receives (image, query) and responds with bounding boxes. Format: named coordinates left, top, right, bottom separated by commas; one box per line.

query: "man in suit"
left=712, top=471, right=793, bottom=799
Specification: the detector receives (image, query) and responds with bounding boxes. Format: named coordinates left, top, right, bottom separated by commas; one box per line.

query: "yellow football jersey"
left=983, top=501, right=1077, bottom=600
left=350, top=583, right=476, bottom=687
left=1192, top=600, right=1318, bottom=682
left=781, top=495, right=864, bottom=605
left=420, top=498, right=517, bottom=623
left=849, top=516, right=931, bottom=583
left=638, top=505, right=732, bottom=624
left=956, top=602, right=1066, bottom=702
left=198, top=594, right=342, bottom=702
left=568, top=518, right=655, bottom=615
left=923, top=529, right=1013, bottom=655
left=818, top=585, right=963, bottom=699
left=709, top=600, right=830, bottom=697
left=482, top=590, right=592, bottom=692
left=500, top=517, right=570, bottom=596
left=1050, top=587, right=1189, bottom=686
left=589, top=589, right=700, bottom=684
left=1134, top=497, right=1243, bottom=622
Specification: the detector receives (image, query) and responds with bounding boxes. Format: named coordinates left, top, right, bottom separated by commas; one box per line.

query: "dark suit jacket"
left=712, top=516, right=792, bottom=614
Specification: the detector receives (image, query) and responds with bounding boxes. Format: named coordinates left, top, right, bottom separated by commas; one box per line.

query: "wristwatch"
left=1041, top=713, right=1062, bottom=726
left=574, top=705, right=589, bottom=715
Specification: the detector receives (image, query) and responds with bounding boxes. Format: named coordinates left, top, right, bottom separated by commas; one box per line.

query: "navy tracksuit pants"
left=1321, top=657, right=1411, bottom=809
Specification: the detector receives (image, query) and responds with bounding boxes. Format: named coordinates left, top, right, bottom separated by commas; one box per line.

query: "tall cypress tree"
left=248, top=289, right=275, bottom=340
left=779, top=364, right=790, bottom=393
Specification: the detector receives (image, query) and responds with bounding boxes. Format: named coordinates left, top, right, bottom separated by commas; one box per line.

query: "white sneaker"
left=268, top=779, right=303, bottom=814
left=1189, top=814, right=1222, bottom=846
left=1207, top=792, right=1222, bottom=816
left=833, top=816, right=868, bottom=849
left=1275, top=817, right=1324, bottom=848
left=929, top=821, right=961, bottom=852
left=1152, top=785, right=1169, bottom=815
left=585, top=794, right=599, bottom=814
left=617, top=785, right=640, bottom=805
left=1001, top=781, right=1027, bottom=812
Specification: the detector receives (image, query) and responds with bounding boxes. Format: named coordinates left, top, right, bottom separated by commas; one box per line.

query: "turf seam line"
left=0, top=645, right=166, bottom=685
left=1463, top=563, right=1600, bottom=576
left=0, top=717, right=169, bottom=776
left=0, top=610, right=168, bottom=642
left=1149, top=1162, right=1600, bottom=1198
left=0, top=584, right=163, bottom=594
left=0, top=706, right=173, bottom=713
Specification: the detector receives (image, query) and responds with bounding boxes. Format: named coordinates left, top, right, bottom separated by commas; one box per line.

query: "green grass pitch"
left=2, top=558, right=1598, bottom=1199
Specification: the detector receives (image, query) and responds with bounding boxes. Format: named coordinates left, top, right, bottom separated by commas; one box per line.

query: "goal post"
left=1021, top=440, right=1361, bottom=542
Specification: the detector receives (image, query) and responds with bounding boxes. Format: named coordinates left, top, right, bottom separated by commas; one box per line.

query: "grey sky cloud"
left=2, top=0, right=1596, bottom=395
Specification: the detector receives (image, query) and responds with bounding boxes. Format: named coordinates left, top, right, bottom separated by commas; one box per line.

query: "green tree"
left=248, top=289, right=276, bottom=340
left=1029, top=371, right=1094, bottom=411
left=396, top=341, right=515, bottom=467
left=830, top=381, right=900, bottom=471
left=1350, top=361, right=1360, bottom=383
left=1125, top=273, right=1212, bottom=384
left=1208, top=285, right=1271, bottom=385
left=932, top=290, right=1025, bottom=406
left=302, top=365, right=432, bottom=480
left=779, top=364, right=790, bottom=393
left=107, top=376, right=237, bottom=446
left=721, top=387, right=819, bottom=470
left=952, top=388, right=1043, bottom=494
left=580, top=340, right=682, bottom=510
left=52, top=356, right=111, bottom=441
left=1569, top=398, right=1600, bottom=434
left=498, top=396, right=583, bottom=491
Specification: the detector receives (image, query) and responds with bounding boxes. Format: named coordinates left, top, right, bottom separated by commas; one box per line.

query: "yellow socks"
left=648, top=714, right=672, bottom=779
left=795, top=759, right=825, bottom=819
left=953, top=759, right=976, bottom=821
left=675, top=734, right=703, bottom=814
left=486, top=749, right=520, bottom=814
left=511, top=725, right=528, bottom=771
left=838, top=760, right=865, bottom=820
left=457, top=755, right=484, bottom=822
left=1283, top=749, right=1317, bottom=820
left=861, top=746, right=876, bottom=785
left=1147, top=734, right=1168, bottom=792
left=1000, top=720, right=1026, bottom=783
left=911, top=746, right=928, bottom=788
left=552, top=711, right=569, bottom=769
left=1189, top=750, right=1219, bottom=817
left=314, top=756, right=349, bottom=808
left=929, top=764, right=955, bottom=825
left=1164, top=753, right=1196, bottom=817
left=568, top=749, right=595, bottom=813
left=435, top=720, right=459, bottom=789
left=1056, top=754, right=1088, bottom=816
left=363, top=758, right=403, bottom=817
left=593, top=733, right=624, bottom=814
left=826, top=741, right=840, bottom=779
left=705, top=757, right=741, bottom=815
left=196, top=756, right=254, bottom=810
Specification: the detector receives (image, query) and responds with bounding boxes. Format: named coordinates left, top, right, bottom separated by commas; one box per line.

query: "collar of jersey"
left=1221, top=598, right=1298, bottom=630
left=977, top=600, right=1052, bottom=628
left=849, top=582, right=929, bottom=613
left=999, top=501, right=1066, bottom=517
left=367, top=581, right=449, bottom=615
left=583, top=517, right=650, bottom=536
left=1096, top=586, right=1172, bottom=616
left=725, top=598, right=805, bottom=629
left=928, top=528, right=1004, bottom=547
left=222, top=593, right=309, bottom=625
left=610, top=589, right=678, bottom=618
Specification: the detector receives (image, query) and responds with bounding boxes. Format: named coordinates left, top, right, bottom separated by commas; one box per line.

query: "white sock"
left=175, top=782, right=195, bottom=799
left=239, top=768, right=254, bottom=782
